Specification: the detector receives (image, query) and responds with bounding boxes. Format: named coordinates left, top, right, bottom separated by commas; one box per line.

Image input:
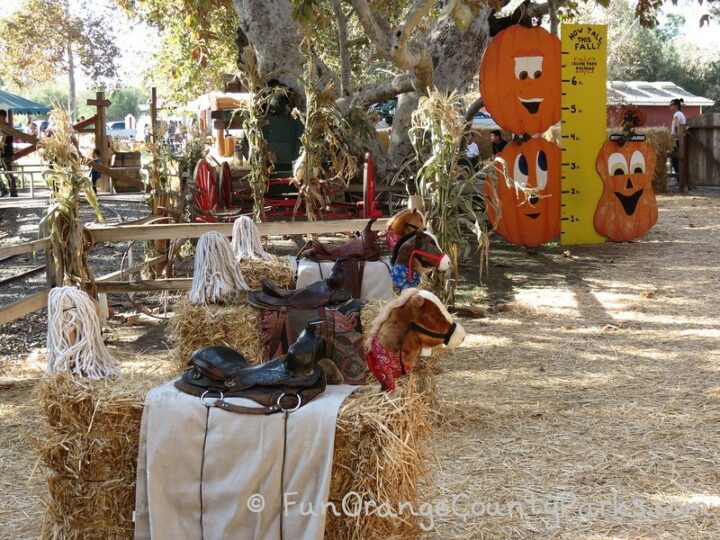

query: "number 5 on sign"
left=560, top=24, right=607, bottom=245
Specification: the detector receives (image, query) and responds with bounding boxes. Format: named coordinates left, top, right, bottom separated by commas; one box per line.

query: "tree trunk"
left=67, top=42, right=77, bottom=122
left=230, top=0, right=495, bottom=178
left=64, top=0, right=76, bottom=121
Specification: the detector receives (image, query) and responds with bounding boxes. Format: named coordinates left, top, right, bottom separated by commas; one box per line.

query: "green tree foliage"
left=605, top=0, right=720, bottom=111
left=116, top=0, right=238, bottom=103
left=105, top=87, right=148, bottom=120
left=0, top=0, right=119, bottom=89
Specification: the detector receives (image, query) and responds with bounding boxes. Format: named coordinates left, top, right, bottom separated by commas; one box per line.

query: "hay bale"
left=169, top=298, right=263, bottom=371
left=36, top=372, right=153, bottom=540
left=636, top=127, right=674, bottom=194
left=327, top=381, right=433, bottom=539
left=37, top=373, right=433, bottom=539
left=238, top=256, right=294, bottom=290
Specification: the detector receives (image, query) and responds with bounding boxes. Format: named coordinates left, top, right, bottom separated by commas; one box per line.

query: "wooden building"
left=607, top=81, right=714, bottom=128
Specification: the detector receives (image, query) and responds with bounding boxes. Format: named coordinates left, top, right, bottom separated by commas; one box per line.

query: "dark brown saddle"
left=248, top=260, right=352, bottom=309
left=175, top=321, right=327, bottom=414
left=297, top=219, right=380, bottom=262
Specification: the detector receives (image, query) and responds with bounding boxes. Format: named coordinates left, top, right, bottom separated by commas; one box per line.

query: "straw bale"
left=327, top=381, right=433, bottom=539
left=238, top=256, right=295, bottom=290
left=36, top=372, right=152, bottom=540
left=636, top=127, right=674, bottom=193
left=42, top=476, right=134, bottom=540
left=36, top=372, right=434, bottom=539
left=169, top=298, right=263, bottom=371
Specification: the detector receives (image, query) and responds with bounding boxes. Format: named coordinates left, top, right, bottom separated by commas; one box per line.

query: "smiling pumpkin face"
left=480, top=25, right=561, bottom=136
left=594, top=140, right=657, bottom=242
left=486, top=138, right=561, bottom=248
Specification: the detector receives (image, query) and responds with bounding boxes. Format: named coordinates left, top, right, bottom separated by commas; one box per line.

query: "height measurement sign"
left=560, top=24, right=607, bottom=245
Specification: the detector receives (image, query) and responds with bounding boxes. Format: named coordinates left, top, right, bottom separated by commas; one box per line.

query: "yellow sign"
left=560, top=24, right=607, bottom=245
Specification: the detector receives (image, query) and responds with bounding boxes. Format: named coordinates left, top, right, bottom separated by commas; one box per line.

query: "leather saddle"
left=297, top=219, right=380, bottom=262
left=248, top=260, right=352, bottom=310
left=175, top=321, right=327, bottom=414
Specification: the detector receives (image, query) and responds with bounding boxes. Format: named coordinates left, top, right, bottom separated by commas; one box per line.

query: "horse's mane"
left=390, top=229, right=440, bottom=266
left=367, top=287, right=420, bottom=339
left=391, top=231, right=417, bottom=265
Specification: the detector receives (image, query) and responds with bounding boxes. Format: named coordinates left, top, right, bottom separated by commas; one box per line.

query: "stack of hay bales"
left=171, top=257, right=295, bottom=369
left=36, top=372, right=154, bottom=539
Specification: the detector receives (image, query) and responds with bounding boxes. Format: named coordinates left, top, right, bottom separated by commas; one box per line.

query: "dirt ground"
left=1, top=191, right=719, bottom=538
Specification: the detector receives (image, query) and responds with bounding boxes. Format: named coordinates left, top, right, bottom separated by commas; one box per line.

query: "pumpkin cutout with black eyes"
left=479, top=25, right=561, bottom=136
left=594, top=140, right=657, bottom=242
left=485, top=138, right=561, bottom=247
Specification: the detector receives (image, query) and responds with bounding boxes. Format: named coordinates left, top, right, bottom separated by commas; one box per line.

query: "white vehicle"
left=106, top=120, right=137, bottom=139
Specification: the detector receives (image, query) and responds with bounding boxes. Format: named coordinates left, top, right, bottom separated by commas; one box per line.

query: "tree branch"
left=348, top=0, right=391, bottom=54
left=336, top=74, right=416, bottom=112
left=465, top=96, right=484, bottom=121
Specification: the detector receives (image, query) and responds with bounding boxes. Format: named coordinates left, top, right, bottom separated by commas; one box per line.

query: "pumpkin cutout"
left=485, top=138, right=561, bottom=247
left=479, top=25, right=561, bottom=136
left=594, top=139, right=657, bottom=242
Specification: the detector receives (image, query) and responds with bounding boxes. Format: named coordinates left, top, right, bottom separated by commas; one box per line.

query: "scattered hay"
left=169, top=298, right=263, bottom=371
left=238, top=256, right=294, bottom=290
left=35, top=372, right=155, bottom=540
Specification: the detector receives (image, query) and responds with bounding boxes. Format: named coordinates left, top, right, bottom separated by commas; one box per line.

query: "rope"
left=231, top=216, right=273, bottom=262
left=46, top=286, right=120, bottom=379
left=190, top=231, right=249, bottom=305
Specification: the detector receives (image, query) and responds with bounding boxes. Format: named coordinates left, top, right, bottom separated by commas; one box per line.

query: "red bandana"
left=385, top=230, right=401, bottom=253
left=366, top=335, right=411, bottom=391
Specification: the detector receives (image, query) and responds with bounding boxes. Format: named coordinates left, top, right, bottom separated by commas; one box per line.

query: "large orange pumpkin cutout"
left=480, top=25, right=561, bottom=136
left=594, top=139, right=657, bottom=242
left=485, top=138, right=561, bottom=247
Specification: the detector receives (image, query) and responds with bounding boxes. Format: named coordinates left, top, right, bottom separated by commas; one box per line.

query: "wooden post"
left=679, top=123, right=689, bottom=192
left=90, top=91, right=111, bottom=193
left=149, top=87, right=167, bottom=275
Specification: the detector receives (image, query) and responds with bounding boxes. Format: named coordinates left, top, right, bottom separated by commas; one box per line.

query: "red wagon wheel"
left=193, top=158, right=219, bottom=222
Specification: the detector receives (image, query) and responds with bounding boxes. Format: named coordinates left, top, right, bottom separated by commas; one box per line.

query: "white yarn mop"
left=231, top=216, right=273, bottom=262
left=46, top=286, right=120, bottom=379
left=190, top=231, right=249, bottom=305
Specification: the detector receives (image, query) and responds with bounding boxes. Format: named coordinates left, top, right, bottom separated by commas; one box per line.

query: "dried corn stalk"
left=38, top=107, right=104, bottom=295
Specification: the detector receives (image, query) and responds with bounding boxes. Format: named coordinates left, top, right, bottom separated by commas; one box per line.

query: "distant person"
left=385, top=115, right=394, bottom=128
left=144, top=124, right=151, bottom=143
left=669, top=98, right=686, bottom=179
left=89, top=148, right=101, bottom=193
left=490, top=129, right=508, bottom=156
left=466, top=132, right=480, bottom=163
left=0, top=109, right=17, bottom=197
left=26, top=121, right=38, bottom=137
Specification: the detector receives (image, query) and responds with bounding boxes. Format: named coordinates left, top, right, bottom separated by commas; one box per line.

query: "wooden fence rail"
left=0, top=238, right=51, bottom=259
left=1, top=218, right=388, bottom=324
left=89, top=218, right=389, bottom=243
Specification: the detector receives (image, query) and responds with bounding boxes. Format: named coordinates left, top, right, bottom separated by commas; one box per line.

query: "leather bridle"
left=398, top=320, right=457, bottom=371
left=406, top=249, right=446, bottom=280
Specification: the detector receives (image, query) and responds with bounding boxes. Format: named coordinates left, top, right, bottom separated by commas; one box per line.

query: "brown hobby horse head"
left=365, top=288, right=466, bottom=390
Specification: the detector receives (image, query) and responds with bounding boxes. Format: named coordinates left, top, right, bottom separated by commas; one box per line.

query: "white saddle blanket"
left=288, top=257, right=394, bottom=302
left=134, top=382, right=358, bottom=540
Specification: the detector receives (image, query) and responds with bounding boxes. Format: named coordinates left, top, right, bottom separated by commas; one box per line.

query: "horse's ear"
left=411, top=294, right=425, bottom=308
